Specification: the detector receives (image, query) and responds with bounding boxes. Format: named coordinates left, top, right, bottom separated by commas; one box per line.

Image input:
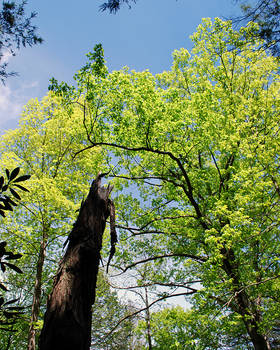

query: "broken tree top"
left=39, top=172, right=117, bottom=350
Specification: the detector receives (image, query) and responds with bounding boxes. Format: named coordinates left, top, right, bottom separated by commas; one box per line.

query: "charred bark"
left=39, top=173, right=114, bottom=350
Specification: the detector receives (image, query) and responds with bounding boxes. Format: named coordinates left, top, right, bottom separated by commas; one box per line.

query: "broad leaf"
left=12, top=175, right=31, bottom=183
left=10, top=167, right=20, bottom=181
left=9, top=188, right=21, bottom=200
left=4, top=262, right=23, bottom=274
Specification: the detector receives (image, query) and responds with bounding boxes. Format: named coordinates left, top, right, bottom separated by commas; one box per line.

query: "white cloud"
left=0, top=85, right=22, bottom=123
left=0, top=81, right=39, bottom=132
left=0, top=50, right=41, bottom=131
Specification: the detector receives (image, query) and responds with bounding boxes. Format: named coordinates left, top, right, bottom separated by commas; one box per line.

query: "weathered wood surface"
left=39, top=174, right=114, bottom=350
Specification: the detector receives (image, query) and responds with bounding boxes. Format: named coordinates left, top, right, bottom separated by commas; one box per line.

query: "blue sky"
left=0, top=0, right=241, bottom=132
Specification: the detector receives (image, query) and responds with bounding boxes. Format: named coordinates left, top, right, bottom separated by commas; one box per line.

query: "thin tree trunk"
left=5, top=328, right=13, bottom=350
left=39, top=173, right=113, bottom=350
left=144, top=287, right=153, bottom=350
left=27, top=227, right=48, bottom=350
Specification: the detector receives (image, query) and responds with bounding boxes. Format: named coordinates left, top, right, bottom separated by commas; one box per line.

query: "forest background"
left=0, top=1, right=280, bottom=350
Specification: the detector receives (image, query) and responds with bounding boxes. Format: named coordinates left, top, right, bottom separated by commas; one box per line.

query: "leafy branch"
left=0, top=167, right=30, bottom=331
left=0, top=166, right=30, bottom=217
left=0, top=1, right=43, bottom=83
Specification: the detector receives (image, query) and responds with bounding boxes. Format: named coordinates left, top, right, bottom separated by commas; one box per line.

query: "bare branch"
left=113, top=253, right=207, bottom=276
left=110, top=280, right=201, bottom=292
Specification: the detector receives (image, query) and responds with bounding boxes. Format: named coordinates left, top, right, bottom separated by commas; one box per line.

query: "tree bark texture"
left=221, top=247, right=271, bottom=350
left=39, top=174, right=113, bottom=350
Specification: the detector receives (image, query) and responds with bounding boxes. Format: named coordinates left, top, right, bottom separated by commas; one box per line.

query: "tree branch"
left=75, top=141, right=209, bottom=229
left=113, top=253, right=207, bottom=276
left=96, top=291, right=196, bottom=343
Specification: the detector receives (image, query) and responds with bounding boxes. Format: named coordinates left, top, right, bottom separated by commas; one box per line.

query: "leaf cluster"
left=99, top=0, right=137, bottom=13
left=235, top=0, right=280, bottom=56
left=0, top=242, right=24, bottom=332
left=48, top=43, right=108, bottom=106
left=0, top=166, right=30, bottom=218
left=0, top=167, right=30, bottom=333
left=0, top=241, right=22, bottom=287
left=0, top=0, right=43, bottom=83
left=0, top=296, right=24, bottom=332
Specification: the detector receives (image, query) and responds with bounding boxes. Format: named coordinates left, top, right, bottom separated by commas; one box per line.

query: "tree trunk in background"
left=144, top=287, right=153, bottom=350
left=27, top=227, right=48, bottom=350
left=39, top=174, right=113, bottom=350
left=221, top=247, right=271, bottom=350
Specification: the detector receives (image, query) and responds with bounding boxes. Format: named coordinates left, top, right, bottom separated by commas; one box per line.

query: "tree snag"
left=39, top=173, right=116, bottom=350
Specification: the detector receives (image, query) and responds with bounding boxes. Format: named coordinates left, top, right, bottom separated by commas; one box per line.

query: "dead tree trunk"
left=39, top=173, right=114, bottom=350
